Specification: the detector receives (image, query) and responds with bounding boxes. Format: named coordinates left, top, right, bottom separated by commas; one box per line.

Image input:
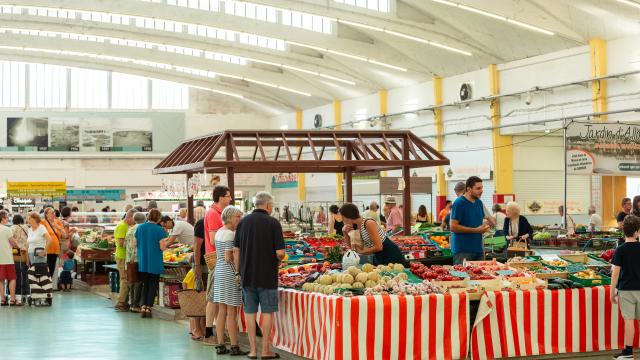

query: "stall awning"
left=154, top=130, right=449, bottom=174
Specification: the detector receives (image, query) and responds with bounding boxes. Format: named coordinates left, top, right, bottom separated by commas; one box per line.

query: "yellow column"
left=589, top=38, right=607, bottom=120
left=489, top=64, right=514, bottom=195
left=334, top=100, right=343, bottom=201
left=296, top=110, right=306, bottom=201
left=379, top=90, right=388, bottom=178
left=433, top=77, right=446, bottom=197
left=591, top=38, right=620, bottom=223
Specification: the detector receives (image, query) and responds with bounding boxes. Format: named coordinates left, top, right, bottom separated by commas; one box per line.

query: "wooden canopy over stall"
left=154, top=130, right=449, bottom=234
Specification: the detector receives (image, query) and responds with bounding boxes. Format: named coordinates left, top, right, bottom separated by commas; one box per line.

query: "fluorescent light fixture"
left=278, top=86, right=311, bottom=97
left=285, top=41, right=325, bottom=52
left=431, top=0, right=554, bottom=36
left=248, top=58, right=355, bottom=85
left=191, top=85, right=244, bottom=98
left=367, top=60, right=407, bottom=72
left=617, top=0, right=640, bottom=9
left=327, top=49, right=368, bottom=62
left=384, top=29, right=472, bottom=56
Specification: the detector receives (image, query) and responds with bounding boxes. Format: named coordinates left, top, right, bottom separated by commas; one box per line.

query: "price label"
left=496, top=270, right=515, bottom=276
left=449, top=270, right=469, bottom=278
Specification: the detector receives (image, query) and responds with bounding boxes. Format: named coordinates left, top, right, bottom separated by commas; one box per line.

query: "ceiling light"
left=337, top=19, right=383, bottom=32
left=431, top=0, right=554, bottom=36
left=617, top=0, right=640, bottom=9
left=384, top=29, right=472, bottom=56
left=248, top=58, right=355, bottom=85
left=286, top=41, right=408, bottom=72
left=191, top=85, right=244, bottom=98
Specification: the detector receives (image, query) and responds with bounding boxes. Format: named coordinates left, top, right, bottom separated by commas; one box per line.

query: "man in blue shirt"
left=450, top=176, right=490, bottom=264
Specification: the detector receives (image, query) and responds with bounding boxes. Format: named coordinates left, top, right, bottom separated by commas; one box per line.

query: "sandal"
left=10, top=300, right=22, bottom=307
left=261, top=354, right=280, bottom=359
left=216, top=345, right=229, bottom=355
left=230, top=346, right=249, bottom=356
left=0, top=300, right=7, bottom=306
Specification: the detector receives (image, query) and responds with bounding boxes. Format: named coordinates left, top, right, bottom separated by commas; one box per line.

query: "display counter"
left=239, top=288, right=470, bottom=360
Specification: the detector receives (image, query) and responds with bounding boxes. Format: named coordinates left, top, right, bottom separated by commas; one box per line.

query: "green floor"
left=3, top=291, right=235, bottom=360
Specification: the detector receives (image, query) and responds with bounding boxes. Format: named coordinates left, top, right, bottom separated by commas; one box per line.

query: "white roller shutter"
left=513, top=171, right=590, bottom=214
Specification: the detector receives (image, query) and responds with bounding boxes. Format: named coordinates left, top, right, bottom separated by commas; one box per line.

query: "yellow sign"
left=7, top=182, right=67, bottom=198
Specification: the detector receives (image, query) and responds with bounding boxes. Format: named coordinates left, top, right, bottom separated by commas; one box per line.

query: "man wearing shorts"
left=611, top=215, right=640, bottom=359
left=234, top=192, right=285, bottom=359
left=0, top=210, right=18, bottom=305
left=202, top=185, right=231, bottom=346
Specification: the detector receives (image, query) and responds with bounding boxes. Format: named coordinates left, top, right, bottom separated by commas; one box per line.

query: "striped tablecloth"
left=240, top=288, right=471, bottom=360
left=470, top=286, right=632, bottom=360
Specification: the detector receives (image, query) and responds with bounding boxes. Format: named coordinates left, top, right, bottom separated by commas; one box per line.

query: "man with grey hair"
left=125, top=211, right=146, bottom=312
left=234, top=191, right=285, bottom=359
left=114, top=209, right=136, bottom=311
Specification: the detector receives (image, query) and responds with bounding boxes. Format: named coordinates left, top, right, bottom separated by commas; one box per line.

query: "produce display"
left=541, top=259, right=568, bottom=269
left=278, top=262, right=338, bottom=288
left=78, top=228, right=103, bottom=244
left=546, top=277, right=584, bottom=289
left=532, top=232, right=552, bottom=242
left=163, top=244, right=193, bottom=264
left=429, top=235, right=450, bottom=249
left=284, top=239, right=323, bottom=264
left=409, top=263, right=507, bottom=281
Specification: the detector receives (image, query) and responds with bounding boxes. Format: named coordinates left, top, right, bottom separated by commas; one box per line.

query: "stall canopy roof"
left=154, top=130, right=449, bottom=174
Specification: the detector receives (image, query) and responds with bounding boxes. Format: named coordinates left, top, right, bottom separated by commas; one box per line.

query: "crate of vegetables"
left=541, top=258, right=570, bottom=271
left=568, top=269, right=611, bottom=287
left=559, top=252, right=589, bottom=264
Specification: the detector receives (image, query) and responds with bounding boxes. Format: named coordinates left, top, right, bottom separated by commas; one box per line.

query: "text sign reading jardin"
left=566, top=122, right=640, bottom=175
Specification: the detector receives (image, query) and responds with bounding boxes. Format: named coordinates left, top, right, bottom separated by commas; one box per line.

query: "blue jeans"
left=242, top=287, right=278, bottom=314
left=453, top=252, right=484, bottom=265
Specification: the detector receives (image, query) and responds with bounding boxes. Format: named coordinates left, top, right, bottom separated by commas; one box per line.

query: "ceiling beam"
left=0, top=15, right=375, bottom=88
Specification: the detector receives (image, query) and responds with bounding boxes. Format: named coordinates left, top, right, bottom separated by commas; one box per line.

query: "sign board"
left=11, top=198, right=35, bottom=207
left=445, top=166, right=491, bottom=181
left=566, top=122, right=640, bottom=174
left=271, top=173, right=298, bottom=189
left=523, top=200, right=585, bottom=215
left=63, top=189, right=126, bottom=202
left=380, top=177, right=432, bottom=194
left=7, top=181, right=66, bottom=198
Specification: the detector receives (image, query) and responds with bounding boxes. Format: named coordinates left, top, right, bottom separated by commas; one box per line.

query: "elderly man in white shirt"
left=589, top=205, right=602, bottom=230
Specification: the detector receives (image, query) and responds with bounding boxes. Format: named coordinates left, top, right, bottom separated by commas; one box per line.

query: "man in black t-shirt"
left=611, top=215, right=640, bottom=359
left=190, top=217, right=207, bottom=341
left=233, top=192, right=285, bottom=359
left=617, top=198, right=632, bottom=230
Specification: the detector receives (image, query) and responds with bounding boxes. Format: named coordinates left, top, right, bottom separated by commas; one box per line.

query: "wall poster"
left=6, top=117, right=49, bottom=148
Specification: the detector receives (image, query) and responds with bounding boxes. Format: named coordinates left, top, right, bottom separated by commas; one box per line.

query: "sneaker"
left=613, top=350, right=634, bottom=359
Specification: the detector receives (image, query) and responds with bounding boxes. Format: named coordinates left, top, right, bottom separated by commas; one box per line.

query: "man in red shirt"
left=202, top=185, right=232, bottom=346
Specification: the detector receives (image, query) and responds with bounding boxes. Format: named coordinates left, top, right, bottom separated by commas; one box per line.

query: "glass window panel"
left=151, top=79, right=188, bottom=110
left=112, top=72, right=148, bottom=109
left=29, top=63, right=67, bottom=108
left=70, top=68, right=108, bottom=108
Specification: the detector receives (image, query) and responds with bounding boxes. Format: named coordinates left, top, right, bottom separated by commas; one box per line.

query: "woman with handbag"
left=135, top=210, right=170, bottom=318
left=41, top=207, right=67, bottom=279
left=212, top=206, right=248, bottom=356
left=11, top=214, right=29, bottom=304
left=340, top=203, right=407, bottom=267
left=503, top=202, right=534, bottom=247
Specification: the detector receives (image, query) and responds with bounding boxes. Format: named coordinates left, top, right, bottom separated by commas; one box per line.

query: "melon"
left=347, top=266, right=360, bottom=277
left=365, top=280, right=377, bottom=288
left=355, top=272, right=369, bottom=284
left=367, top=272, right=380, bottom=282
left=352, top=282, right=364, bottom=289
left=342, top=273, right=354, bottom=284
left=361, top=263, right=375, bottom=273
left=393, top=264, right=405, bottom=272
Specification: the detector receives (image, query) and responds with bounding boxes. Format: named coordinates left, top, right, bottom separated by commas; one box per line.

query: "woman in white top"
left=27, top=213, right=51, bottom=265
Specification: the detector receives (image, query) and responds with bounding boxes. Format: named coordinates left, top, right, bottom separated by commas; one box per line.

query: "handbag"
left=126, top=262, right=139, bottom=283
left=178, top=279, right=206, bottom=317
left=204, top=251, right=217, bottom=270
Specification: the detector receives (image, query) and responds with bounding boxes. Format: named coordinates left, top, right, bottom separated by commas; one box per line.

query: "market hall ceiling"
left=0, top=0, right=637, bottom=113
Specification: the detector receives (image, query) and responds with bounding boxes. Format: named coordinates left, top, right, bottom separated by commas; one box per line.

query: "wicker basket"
left=204, top=252, right=217, bottom=270
left=177, top=289, right=206, bottom=317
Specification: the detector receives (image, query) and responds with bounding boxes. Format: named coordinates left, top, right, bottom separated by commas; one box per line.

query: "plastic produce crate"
left=568, top=273, right=611, bottom=287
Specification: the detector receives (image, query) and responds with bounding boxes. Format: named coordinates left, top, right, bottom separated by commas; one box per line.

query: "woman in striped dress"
left=340, top=203, right=407, bottom=267
left=213, top=206, right=248, bottom=356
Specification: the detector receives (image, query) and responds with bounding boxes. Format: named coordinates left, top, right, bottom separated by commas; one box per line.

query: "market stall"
left=153, top=130, right=449, bottom=234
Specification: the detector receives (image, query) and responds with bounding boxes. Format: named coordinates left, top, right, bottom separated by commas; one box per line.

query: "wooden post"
left=403, top=136, right=411, bottom=235
left=226, top=135, right=235, bottom=202
left=186, top=173, right=194, bottom=225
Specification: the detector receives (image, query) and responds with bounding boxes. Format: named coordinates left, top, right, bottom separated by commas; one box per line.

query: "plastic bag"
left=182, top=269, right=195, bottom=290
left=342, top=250, right=360, bottom=269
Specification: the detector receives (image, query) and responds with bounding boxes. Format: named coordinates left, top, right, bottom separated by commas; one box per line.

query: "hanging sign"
left=11, top=198, right=35, bottom=207
left=566, top=122, right=640, bottom=174
left=271, top=173, right=298, bottom=189
left=380, top=177, right=432, bottom=194
left=7, top=181, right=67, bottom=198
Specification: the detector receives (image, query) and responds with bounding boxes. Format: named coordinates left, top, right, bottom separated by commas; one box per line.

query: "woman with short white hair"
left=212, top=206, right=247, bottom=356
left=503, top=202, right=534, bottom=244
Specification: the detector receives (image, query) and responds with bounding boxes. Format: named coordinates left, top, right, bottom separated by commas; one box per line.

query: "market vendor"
left=503, top=202, right=533, bottom=245
left=340, top=203, right=407, bottom=266
left=618, top=198, right=632, bottom=229
left=450, top=177, right=490, bottom=265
